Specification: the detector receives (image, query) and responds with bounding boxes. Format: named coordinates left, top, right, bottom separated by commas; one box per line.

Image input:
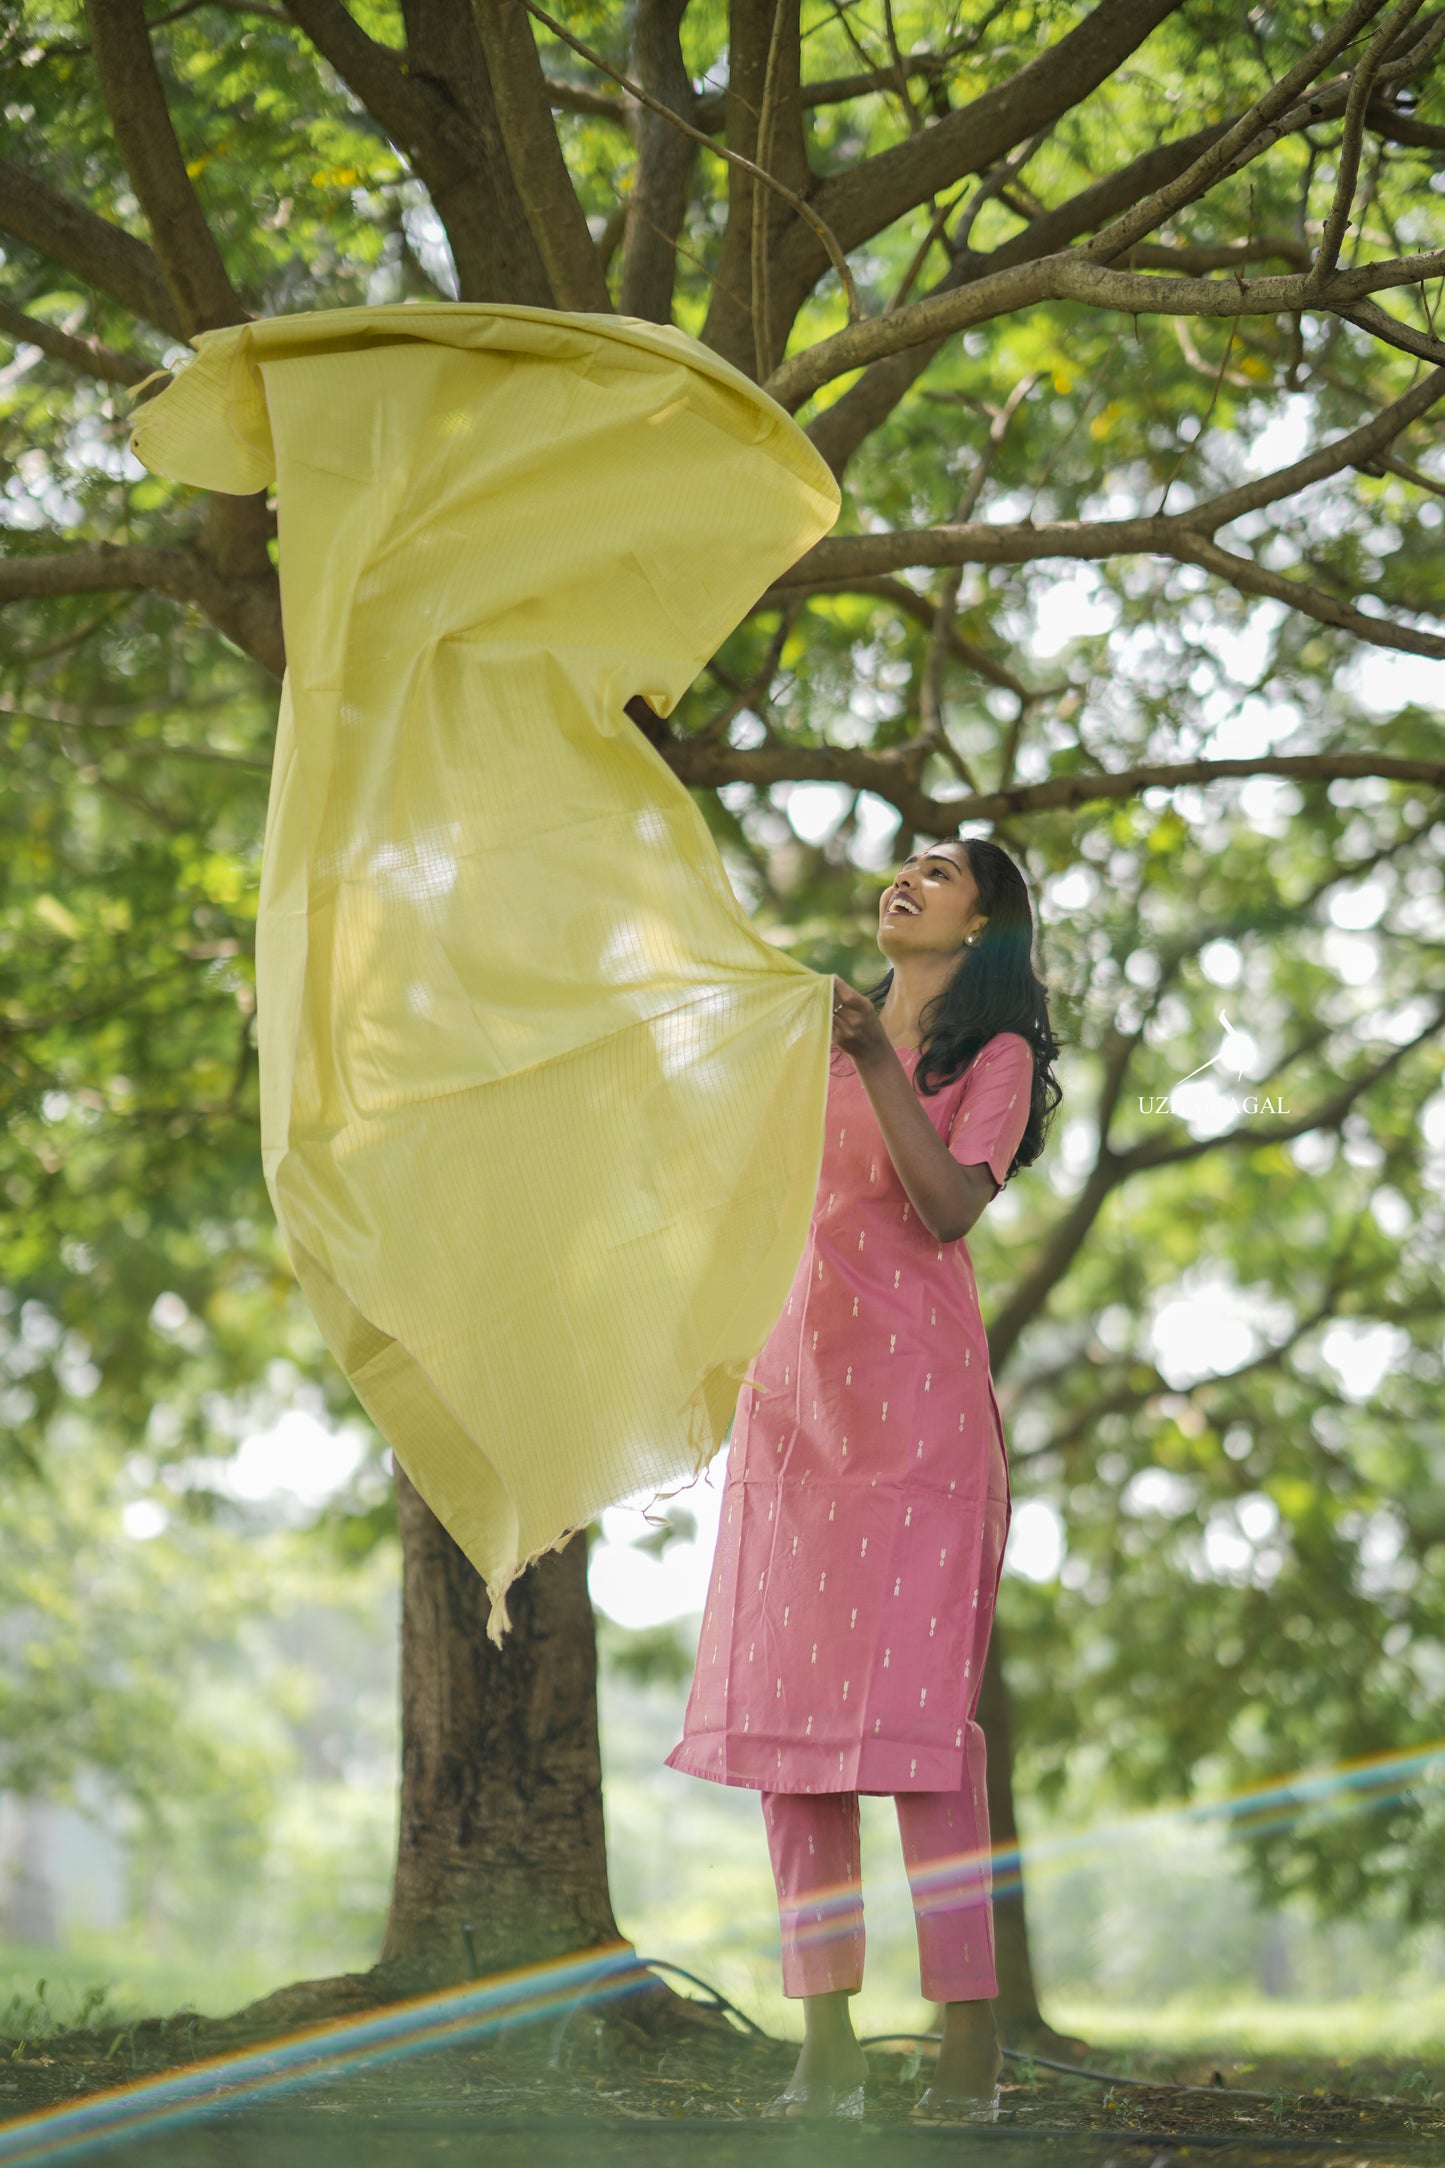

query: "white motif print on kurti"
left=667, top=1029, right=1037, bottom=1797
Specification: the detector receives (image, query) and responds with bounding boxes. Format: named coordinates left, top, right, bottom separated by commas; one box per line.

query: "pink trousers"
left=760, top=1463, right=1007, bottom=2005
left=761, top=1738, right=996, bottom=2003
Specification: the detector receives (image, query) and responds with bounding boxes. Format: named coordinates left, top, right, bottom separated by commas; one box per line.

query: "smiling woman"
left=667, top=832, right=1063, bottom=2120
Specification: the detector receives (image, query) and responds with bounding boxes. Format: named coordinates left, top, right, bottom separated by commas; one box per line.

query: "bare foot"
left=788, top=2032, right=868, bottom=2097
left=770, top=1990, right=867, bottom=2116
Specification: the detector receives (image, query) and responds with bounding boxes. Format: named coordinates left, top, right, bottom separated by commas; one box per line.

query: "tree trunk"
left=979, top=1622, right=1052, bottom=2044
left=379, top=1459, right=625, bottom=1989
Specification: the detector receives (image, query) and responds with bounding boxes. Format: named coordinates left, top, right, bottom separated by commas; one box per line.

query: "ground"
left=3, top=1985, right=1445, bottom=2166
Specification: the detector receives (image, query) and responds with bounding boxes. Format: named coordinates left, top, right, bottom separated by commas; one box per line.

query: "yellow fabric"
left=130, top=303, right=840, bottom=1639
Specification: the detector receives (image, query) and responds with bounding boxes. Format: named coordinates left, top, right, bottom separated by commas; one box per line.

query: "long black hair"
left=855, top=836, right=1062, bottom=1181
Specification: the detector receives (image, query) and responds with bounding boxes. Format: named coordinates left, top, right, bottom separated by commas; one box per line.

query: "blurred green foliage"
left=0, top=0, right=1444, bottom=1968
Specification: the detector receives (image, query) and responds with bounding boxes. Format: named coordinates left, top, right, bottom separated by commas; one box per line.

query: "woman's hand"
left=831, top=977, right=893, bottom=1068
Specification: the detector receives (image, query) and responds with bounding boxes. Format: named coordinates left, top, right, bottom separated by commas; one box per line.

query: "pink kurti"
left=667, top=1030, right=1034, bottom=1795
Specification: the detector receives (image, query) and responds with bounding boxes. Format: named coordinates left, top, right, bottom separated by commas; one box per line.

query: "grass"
left=0, top=1936, right=292, bottom=2040
left=6, top=1934, right=1445, bottom=2088
left=1049, top=1990, right=1445, bottom=2063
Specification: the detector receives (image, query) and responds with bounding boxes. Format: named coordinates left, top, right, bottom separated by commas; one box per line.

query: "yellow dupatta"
left=131, top=303, right=840, bottom=1638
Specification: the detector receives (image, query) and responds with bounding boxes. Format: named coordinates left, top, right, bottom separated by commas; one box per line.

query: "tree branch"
left=0, top=298, right=155, bottom=386
left=787, top=35, right=993, bottom=120
left=4, top=704, right=269, bottom=772
left=658, top=737, right=1445, bottom=845
left=1014, top=1290, right=1340, bottom=1465
left=1083, top=0, right=1395, bottom=268
left=1123, top=999, right=1445, bottom=1183
left=1335, top=293, right=1445, bottom=367
left=690, top=603, right=801, bottom=748
left=1172, top=363, right=1445, bottom=526
left=471, top=0, right=612, bottom=311
left=1309, top=0, right=1425, bottom=290
left=785, top=534, right=1445, bottom=661
left=542, top=71, right=629, bottom=121
left=528, top=0, right=860, bottom=340
left=792, top=367, right=1445, bottom=656
left=0, top=544, right=284, bottom=677
left=805, top=125, right=1229, bottom=478
left=283, top=0, right=432, bottom=141
left=989, top=998, right=1445, bottom=1376
left=805, top=0, right=1186, bottom=266
left=1129, top=235, right=1310, bottom=274
left=1366, top=93, right=1445, bottom=149
left=289, top=0, right=554, bottom=304
left=85, top=0, right=248, bottom=335
left=747, top=0, right=1186, bottom=359
left=794, top=7, right=1445, bottom=442
left=618, top=0, right=696, bottom=324
left=1176, top=533, right=1445, bottom=657
left=0, top=158, right=185, bottom=338
left=556, top=36, right=996, bottom=135
left=0, top=544, right=205, bottom=604
left=41, top=0, right=290, bottom=50
left=768, top=246, right=1445, bottom=410
left=764, top=574, right=1035, bottom=699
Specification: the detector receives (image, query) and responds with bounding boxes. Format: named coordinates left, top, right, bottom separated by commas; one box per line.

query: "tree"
left=3, top=0, right=1445, bottom=2038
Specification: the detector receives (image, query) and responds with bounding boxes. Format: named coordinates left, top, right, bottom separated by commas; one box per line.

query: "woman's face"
left=878, top=841, right=985, bottom=958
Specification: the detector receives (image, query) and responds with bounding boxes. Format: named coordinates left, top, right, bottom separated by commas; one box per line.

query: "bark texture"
left=619, top=0, right=697, bottom=324
left=977, top=1626, right=1047, bottom=2042
left=379, top=1461, right=624, bottom=1988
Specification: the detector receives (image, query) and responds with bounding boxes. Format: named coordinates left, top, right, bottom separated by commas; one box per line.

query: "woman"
left=666, top=834, right=1061, bottom=2121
